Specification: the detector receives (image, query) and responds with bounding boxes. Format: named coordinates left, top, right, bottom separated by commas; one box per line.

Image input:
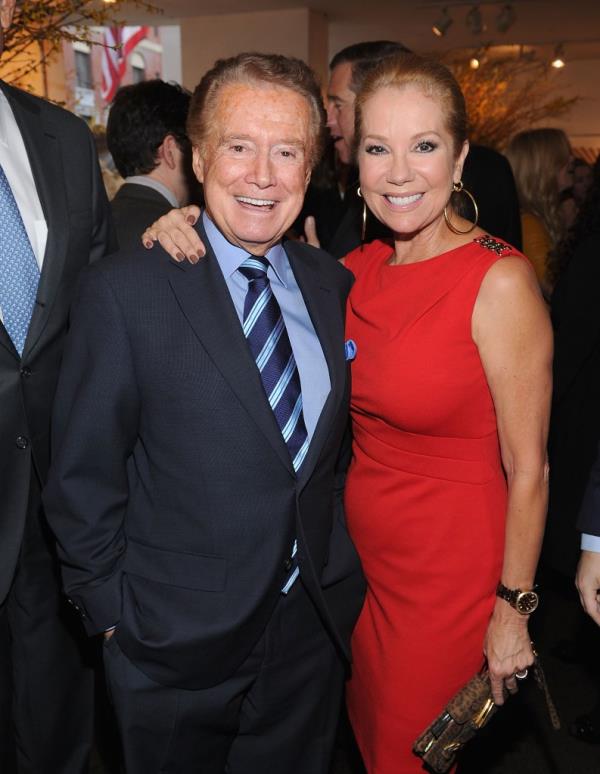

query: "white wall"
left=180, top=8, right=329, bottom=91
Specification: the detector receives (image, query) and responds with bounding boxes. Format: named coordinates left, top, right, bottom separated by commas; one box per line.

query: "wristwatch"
left=496, top=582, right=539, bottom=615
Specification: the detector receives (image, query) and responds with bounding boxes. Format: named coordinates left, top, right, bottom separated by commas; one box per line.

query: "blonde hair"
left=505, top=128, right=571, bottom=249
left=354, top=52, right=468, bottom=159
left=187, top=52, right=326, bottom=169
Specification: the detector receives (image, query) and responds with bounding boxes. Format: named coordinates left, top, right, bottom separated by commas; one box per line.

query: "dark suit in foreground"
left=110, top=181, right=173, bottom=251
left=0, top=80, right=115, bottom=772
left=44, top=219, right=365, bottom=772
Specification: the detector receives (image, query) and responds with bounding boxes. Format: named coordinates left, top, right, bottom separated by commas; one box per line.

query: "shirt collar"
left=125, top=175, right=179, bottom=208
left=0, top=90, right=11, bottom=148
left=202, top=211, right=288, bottom=286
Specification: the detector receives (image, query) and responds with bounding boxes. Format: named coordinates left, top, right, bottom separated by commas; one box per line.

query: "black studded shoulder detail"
left=473, top=235, right=512, bottom=255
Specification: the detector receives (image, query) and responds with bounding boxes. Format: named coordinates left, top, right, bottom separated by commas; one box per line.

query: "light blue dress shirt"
left=581, top=533, right=600, bottom=552
left=203, top=212, right=330, bottom=441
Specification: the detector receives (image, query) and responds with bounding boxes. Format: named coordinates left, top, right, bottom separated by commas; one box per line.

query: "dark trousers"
left=104, top=579, right=345, bottom=774
left=0, top=474, right=94, bottom=774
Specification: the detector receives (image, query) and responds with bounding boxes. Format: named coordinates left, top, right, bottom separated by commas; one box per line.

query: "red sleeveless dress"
left=344, top=237, right=521, bottom=774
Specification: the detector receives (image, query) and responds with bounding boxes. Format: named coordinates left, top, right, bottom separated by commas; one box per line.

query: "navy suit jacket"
left=44, top=221, right=365, bottom=689
left=110, top=182, right=173, bottom=252
left=0, top=81, right=115, bottom=603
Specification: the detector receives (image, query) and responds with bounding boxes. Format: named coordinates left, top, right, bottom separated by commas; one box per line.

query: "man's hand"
left=576, top=550, right=600, bottom=625
left=103, top=627, right=116, bottom=641
left=141, top=205, right=204, bottom=264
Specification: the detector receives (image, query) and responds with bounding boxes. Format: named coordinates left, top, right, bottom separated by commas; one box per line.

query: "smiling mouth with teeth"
left=236, top=196, right=276, bottom=209
left=385, top=193, right=423, bottom=206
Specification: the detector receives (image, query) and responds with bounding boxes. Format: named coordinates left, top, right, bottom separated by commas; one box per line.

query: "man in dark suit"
left=0, top=1, right=116, bottom=771
left=107, top=79, right=193, bottom=250
left=45, top=52, right=365, bottom=774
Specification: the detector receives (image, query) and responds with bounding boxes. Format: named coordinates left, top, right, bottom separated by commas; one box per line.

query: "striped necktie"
left=239, top=255, right=309, bottom=473
left=0, top=163, right=40, bottom=355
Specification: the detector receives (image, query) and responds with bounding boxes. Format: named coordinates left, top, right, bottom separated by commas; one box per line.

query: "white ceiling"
left=124, top=0, right=600, bottom=59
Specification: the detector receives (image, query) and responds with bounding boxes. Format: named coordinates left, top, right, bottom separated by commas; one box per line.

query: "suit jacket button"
left=20, top=366, right=32, bottom=377
left=16, top=436, right=29, bottom=449
left=283, top=558, right=293, bottom=572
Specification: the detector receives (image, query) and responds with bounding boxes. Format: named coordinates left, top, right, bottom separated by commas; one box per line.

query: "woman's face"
left=357, top=84, right=468, bottom=237
left=556, top=152, right=574, bottom=193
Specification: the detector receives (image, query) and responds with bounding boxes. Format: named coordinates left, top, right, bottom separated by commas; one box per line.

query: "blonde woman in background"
left=505, top=128, right=573, bottom=292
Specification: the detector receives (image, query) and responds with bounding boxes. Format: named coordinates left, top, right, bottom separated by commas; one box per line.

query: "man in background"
left=107, top=79, right=193, bottom=250
left=314, top=40, right=521, bottom=254
left=0, top=0, right=116, bottom=771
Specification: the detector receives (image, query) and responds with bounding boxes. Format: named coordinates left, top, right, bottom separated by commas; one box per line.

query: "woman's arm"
left=472, top=256, right=553, bottom=704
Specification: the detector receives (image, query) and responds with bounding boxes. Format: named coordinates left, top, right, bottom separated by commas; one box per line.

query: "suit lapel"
left=1, top=82, right=69, bottom=360
left=284, top=242, right=346, bottom=490
left=166, top=223, right=294, bottom=476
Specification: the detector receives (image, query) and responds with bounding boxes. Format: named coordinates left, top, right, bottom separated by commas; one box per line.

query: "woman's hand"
left=483, top=600, right=535, bottom=704
left=141, top=204, right=204, bottom=263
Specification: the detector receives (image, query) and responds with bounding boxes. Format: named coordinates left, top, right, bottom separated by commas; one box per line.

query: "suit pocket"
left=124, top=538, right=226, bottom=592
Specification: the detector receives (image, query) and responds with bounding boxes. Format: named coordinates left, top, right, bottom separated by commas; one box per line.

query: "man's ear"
left=304, top=164, right=312, bottom=190
left=192, top=146, right=205, bottom=184
left=160, top=134, right=178, bottom=170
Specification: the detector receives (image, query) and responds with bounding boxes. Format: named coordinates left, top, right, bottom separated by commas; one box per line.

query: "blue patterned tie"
left=239, top=255, right=309, bottom=473
left=240, top=256, right=307, bottom=594
left=0, top=163, right=40, bottom=355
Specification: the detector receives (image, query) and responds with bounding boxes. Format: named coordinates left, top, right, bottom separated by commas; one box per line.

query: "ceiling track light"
left=432, top=7, right=453, bottom=38
left=551, top=43, right=566, bottom=69
left=496, top=4, right=516, bottom=34
left=466, top=6, right=484, bottom=35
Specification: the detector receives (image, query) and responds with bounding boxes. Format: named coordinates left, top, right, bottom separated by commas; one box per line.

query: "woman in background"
left=505, top=127, right=573, bottom=292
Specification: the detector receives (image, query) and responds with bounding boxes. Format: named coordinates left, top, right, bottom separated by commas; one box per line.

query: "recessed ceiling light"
left=496, top=4, right=516, bottom=33
left=551, top=43, right=566, bottom=68
left=466, top=6, right=484, bottom=35
left=432, top=8, right=453, bottom=37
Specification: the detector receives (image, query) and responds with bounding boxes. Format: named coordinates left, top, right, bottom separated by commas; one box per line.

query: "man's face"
left=0, top=0, right=16, bottom=55
left=193, top=82, right=312, bottom=256
left=326, top=61, right=356, bottom=166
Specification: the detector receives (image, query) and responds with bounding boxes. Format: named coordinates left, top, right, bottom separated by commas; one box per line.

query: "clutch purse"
left=413, top=659, right=560, bottom=774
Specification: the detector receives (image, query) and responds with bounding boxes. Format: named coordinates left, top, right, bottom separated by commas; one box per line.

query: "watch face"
left=516, top=591, right=539, bottom=614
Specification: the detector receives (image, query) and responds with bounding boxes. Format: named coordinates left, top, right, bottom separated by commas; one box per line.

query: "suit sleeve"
left=320, top=268, right=365, bottom=645
left=44, top=265, right=139, bottom=635
left=85, top=126, right=118, bottom=262
left=577, top=439, right=600, bottom=537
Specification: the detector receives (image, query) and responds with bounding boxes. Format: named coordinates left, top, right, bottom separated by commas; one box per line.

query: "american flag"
left=101, top=26, right=149, bottom=104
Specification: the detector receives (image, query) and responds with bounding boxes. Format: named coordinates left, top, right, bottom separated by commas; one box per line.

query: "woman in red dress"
left=342, top=54, right=552, bottom=773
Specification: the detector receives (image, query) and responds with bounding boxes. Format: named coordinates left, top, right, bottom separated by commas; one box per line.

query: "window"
left=75, top=50, right=93, bottom=90
left=130, top=52, right=146, bottom=84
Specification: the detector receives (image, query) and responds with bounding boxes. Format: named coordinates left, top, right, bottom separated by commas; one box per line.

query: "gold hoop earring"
left=443, top=180, right=479, bottom=235
left=357, top=187, right=367, bottom=245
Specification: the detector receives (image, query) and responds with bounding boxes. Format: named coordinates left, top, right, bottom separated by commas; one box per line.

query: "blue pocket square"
left=345, top=339, right=357, bottom=361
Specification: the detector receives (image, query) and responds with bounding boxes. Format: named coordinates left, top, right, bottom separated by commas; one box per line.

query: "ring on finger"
left=515, top=669, right=528, bottom=680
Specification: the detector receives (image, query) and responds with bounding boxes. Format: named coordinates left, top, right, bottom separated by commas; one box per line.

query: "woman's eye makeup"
left=414, top=140, right=437, bottom=152
left=365, top=144, right=387, bottom=155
